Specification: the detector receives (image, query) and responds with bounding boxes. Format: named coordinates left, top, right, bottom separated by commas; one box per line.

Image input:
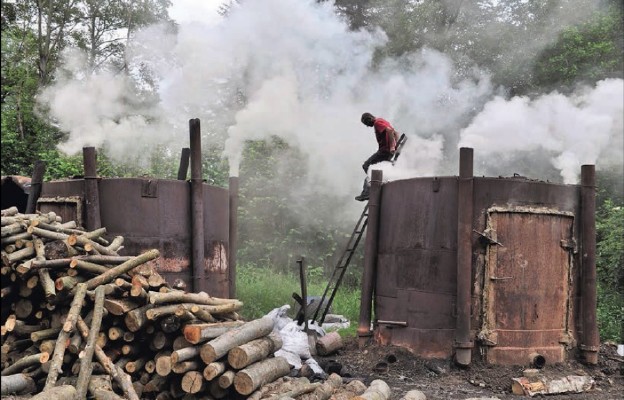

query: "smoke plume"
left=39, top=0, right=623, bottom=209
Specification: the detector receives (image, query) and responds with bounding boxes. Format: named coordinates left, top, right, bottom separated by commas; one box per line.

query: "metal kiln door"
left=484, top=211, right=574, bottom=365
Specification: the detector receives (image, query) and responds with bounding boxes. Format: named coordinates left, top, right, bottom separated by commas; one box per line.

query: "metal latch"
left=141, top=180, right=158, bottom=198
left=560, top=238, right=577, bottom=253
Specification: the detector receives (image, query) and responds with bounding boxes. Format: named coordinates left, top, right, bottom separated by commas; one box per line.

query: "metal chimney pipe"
left=581, top=164, right=599, bottom=365
left=190, top=119, right=206, bottom=293
left=455, top=147, right=474, bottom=366
left=83, top=147, right=101, bottom=230
left=25, top=160, right=46, bottom=214
left=228, top=176, right=239, bottom=298
left=358, top=169, right=383, bottom=346
left=177, top=147, right=191, bottom=180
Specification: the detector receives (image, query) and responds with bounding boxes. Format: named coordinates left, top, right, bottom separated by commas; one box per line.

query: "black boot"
left=355, top=178, right=370, bottom=201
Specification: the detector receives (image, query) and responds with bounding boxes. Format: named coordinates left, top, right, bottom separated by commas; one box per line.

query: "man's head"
left=361, top=112, right=375, bottom=127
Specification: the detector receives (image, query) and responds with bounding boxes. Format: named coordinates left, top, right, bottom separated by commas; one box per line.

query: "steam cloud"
left=40, top=0, right=623, bottom=199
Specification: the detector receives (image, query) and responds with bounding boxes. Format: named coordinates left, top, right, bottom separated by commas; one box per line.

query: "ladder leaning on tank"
left=312, top=133, right=407, bottom=325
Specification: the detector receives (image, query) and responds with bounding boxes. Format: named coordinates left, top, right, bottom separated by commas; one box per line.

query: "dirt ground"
left=315, top=339, right=624, bottom=400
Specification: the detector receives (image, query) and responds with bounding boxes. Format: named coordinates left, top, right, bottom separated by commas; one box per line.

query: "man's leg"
left=355, top=176, right=370, bottom=202
left=362, top=151, right=392, bottom=173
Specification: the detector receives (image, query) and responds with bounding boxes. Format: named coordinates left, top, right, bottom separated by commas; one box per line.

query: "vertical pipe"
left=297, top=256, right=308, bottom=333
left=83, top=147, right=101, bottom=230
left=455, top=147, right=474, bottom=366
left=177, top=147, right=191, bottom=180
left=25, top=160, right=46, bottom=214
left=581, top=164, right=599, bottom=365
left=358, top=169, right=383, bottom=345
left=190, top=119, right=205, bottom=293
left=228, top=176, right=239, bottom=298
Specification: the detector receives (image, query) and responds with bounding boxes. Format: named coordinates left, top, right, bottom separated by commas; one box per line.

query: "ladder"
left=312, top=133, right=408, bottom=325
left=312, top=204, right=369, bottom=325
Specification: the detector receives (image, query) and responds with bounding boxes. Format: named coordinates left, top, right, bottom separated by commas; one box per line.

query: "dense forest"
left=1, top=0, right=622, bottom=340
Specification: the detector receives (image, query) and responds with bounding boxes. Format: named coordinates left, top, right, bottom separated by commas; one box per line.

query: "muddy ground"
left=315, top=339, right=624, bottom=400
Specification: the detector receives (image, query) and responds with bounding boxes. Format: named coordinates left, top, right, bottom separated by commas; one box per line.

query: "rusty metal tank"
left=37, top=177, right=231, bottom=298
left=362, top=148, right=598, bottom=366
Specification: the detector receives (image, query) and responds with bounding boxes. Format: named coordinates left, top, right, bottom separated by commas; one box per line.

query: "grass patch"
left=237, top=263, right=361, bottom=337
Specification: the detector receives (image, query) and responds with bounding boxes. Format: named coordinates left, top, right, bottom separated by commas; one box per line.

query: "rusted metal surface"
left=25, top=161, right=46, bottom=214
left=190, top=118, right=206, bottom=293
left=580, top=165, right=599, bottom=365
left=456, top=147, right=474, bottom=366
left=82, top=147, right=102, bottom=230
left=229, top=176, right=239, bottom=298
left=358, top=169, right=383, bottom=344
left=482, top=210, right=573, bottom=365
left=374, top=160, right=587, bottom=364
left=39, top=178, right=231, bottom=297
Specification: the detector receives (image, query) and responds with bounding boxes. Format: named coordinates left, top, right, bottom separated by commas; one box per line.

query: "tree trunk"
left=228, top=331, right=283, bottom=369
left=316, top=331, right=343, bottom=356
left=233, top=356, right=291, bottom=395
left=75, top=285, right=106, bottom=399
left=200, top=317, right=274, bottom=363
left=31, top=385, right=77, bottom=399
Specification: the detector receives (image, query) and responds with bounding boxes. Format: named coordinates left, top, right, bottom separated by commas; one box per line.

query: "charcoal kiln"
left=35, top=119, right=238, bottom=298
left=360, top=147, right=598, bottom=367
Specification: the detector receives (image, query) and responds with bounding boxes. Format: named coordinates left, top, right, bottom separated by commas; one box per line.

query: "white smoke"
left=39, top=0, right=623, bottom=199
left=459, top=79, right=624, bottom=183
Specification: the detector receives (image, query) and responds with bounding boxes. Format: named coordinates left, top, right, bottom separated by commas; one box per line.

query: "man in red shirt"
left=355, top=112, right=399, bottom=201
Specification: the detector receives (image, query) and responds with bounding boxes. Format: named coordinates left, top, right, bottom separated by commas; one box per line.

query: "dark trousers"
left=362, top=150, right=393, bottom=173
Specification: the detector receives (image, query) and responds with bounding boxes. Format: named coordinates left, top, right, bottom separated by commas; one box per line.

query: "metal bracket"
left=560, top=238, right=578, bottom=254
left=141, top=180, right=158, bottom=198
left=473, top=229, right=504, bottom=247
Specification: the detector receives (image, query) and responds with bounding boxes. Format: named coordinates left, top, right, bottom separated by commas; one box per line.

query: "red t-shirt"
left=373, top=118, right=397, bottom=153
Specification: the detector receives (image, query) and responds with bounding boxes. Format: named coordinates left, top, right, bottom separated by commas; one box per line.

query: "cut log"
left=170, top=346, right=200, bottom=363
left=183, top=321, right=245, bottom=344
left=172, top=360, right=200, bottom=374
left=82, top=249, right=159, bottom=290
left=352, top=380, right=391, bottom=400
left=228, top=331, right=283, bottom=369
left=181, top=370, right=206, bottom=394
left=1, top=352, right=48, bottom=376
left=75, top=285, right=106, bottom=399
left=203, top=361, right=226, bottom=381
left=233, top=356, right=291, bottom=395
left=200, top=317, right=274, bottom=364
left=0, top=373, right=36, bottom=395
left=156, top=355, right=173, bottom=377
left=44, top=283, right=88, bottom=390
left=316, top=331, right=343, bottom=356
left=299, top=373, right=343, bottom=400
left=31, top=385, right=77, bottom=399
left=218, top=370, right=236, bottom=389
left=124, top=304, right=155, bottom=332
left=148, top=290, right=240, bottom=306
left=104, top=298, right=140, bottom=316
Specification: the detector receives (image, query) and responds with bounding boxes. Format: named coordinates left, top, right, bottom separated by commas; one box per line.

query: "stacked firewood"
left=0, top=206, right=298, bottom=399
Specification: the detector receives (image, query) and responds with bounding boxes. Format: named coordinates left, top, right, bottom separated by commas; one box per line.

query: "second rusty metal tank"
left=361, top=148, right=598, bottom=366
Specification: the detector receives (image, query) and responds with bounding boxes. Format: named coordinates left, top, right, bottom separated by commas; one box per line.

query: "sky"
left=38, top=0, right=623, bottom=223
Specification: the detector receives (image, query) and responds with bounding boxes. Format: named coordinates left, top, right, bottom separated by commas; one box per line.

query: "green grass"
left=236, top=263, right=361, bottom=337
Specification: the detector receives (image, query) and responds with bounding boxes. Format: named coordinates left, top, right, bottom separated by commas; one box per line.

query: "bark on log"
left=181, top=370, right=206, bottom=394
left=267, top=382, right=321, bottom=399
left=299, top=373, right=343, bottom=400
left=148, top=290, right=239, bottom=306
left=228, top=331, right=283, bottom=369
left=172, top=360, right=200, bottom=374
left=82, top=249, right=159, bottom=290
left=75, top=285, right=105, bottom=399
left=1, top=352, right=48, bottom=376
left=202, top=361, right=226, bottom=381
left=44, top=283, right=88, bottom=391
left=124, top=304, right=154, bottom=332
left=0, top=373, right=36, bottom=395
left=184, top=321, right=244, bottom=344
left=233, top=356, right=291, bottom=395
left=200, top=317, right=274, bottom=363
left=218, top=370, right=236, bottom=389
left=316, top=331, right=343, bottom=356
left=104, top=298, right=140, bottom=316
left=352, top=380, right=391, bottom=400
left=31, top=385, right=77, bottom=399
left=170, top=346, right=200, bottom=363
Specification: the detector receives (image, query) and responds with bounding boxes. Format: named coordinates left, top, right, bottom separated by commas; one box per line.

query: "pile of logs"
left=1, top=206, right=391, bottom=400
